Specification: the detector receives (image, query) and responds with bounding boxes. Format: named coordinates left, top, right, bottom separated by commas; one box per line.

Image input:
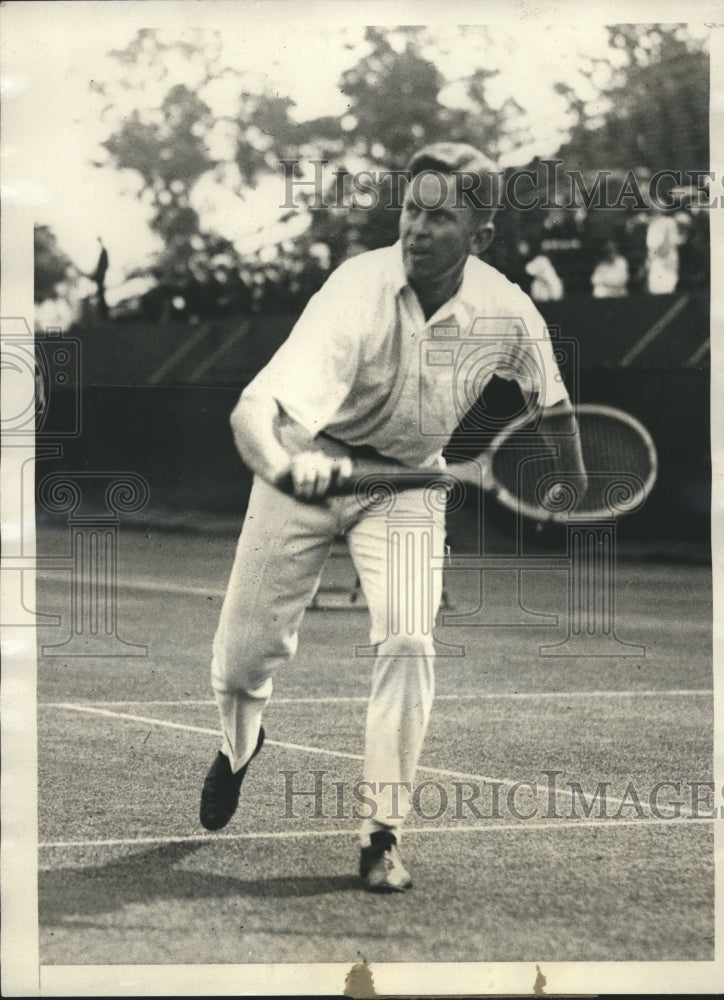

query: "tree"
left=307, top=27, right=533, bottom=265
left=338, top=27, right=452, bottom=166
left=556, top=24, right=708, bottom=176
left=101, top=24, right=698, bottom=312
left=460, top=70, right=531, bottom=163
left=34, top=225, right=73, bottom=303
left=94, top=29, right=306, bottom=294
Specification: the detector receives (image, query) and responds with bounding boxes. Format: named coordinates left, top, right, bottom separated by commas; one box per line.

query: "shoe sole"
left=362, top=877, right=413, bottom=893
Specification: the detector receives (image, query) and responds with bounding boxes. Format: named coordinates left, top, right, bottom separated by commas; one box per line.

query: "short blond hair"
left=406, top=142, right=499, bottom=220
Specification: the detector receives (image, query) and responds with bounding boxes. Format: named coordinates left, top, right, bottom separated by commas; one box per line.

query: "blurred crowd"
left=147, top=201, right=709, bottom=323
left=485, top=202, right=710, bottom=304
left=39, top=200, right=710, bottom=332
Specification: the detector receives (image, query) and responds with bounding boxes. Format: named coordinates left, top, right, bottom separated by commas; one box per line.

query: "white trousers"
left=211, top=476, right=446, bottom=842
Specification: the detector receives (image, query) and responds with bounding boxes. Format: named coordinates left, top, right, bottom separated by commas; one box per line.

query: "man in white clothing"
left=591, top=239, right=629, bottom=298
left=646, top=206, right=680, bottom=294
left=199, top=142, right=586, bottom=892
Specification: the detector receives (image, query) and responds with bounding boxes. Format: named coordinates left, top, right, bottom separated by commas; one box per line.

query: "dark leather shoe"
left=199, top=727, right=265, bottom=830
left=359, top=830, right=412, bottom=893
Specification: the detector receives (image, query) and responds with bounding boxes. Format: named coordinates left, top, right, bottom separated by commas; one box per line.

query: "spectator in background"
left=676, top=202, right=709, bottom=292
left=91, top=236, right=109, bottom=320
left=590, top=239, right=629, bottom=298
left=540, top=207, right=589, bottom=295
left=520, top=240, right=564, bottom=301
left=622, top=211, right=649, bottom=294
left=506, top=245, right=532, bottom=296
left=645, top=206, right=680, bottom=295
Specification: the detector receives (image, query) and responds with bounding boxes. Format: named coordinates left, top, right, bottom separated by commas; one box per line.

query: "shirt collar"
left=391, top=240, right=477, bottom=325
left=390, top=240, right=410, bottom=295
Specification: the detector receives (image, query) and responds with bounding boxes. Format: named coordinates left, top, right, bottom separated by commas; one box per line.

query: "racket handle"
left=347, top=462, right=452, bottom=491
left=351, top=458, right=491, bottom=493
left=274, top=459, right=473, bottom=499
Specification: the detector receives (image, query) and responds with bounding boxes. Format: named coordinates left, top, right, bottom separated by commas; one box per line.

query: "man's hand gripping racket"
left=275, top=405, right=658, bottom=523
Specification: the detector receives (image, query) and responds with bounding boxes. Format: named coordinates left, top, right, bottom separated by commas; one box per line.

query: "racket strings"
left=490, top=412, right=655, bottom=517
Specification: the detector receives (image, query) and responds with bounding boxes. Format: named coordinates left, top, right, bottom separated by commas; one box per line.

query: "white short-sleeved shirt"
left=246, top=241, right=569, bottom=468
left=591, top=256, right=629, bottom=298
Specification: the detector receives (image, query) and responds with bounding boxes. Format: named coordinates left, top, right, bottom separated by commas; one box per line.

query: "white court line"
left=38, top=574, right=226, bottom=600
left=46, top=702, right=710, bottom=818
left=40, top=689, right=712, bottom=708
left=38, top=816, right=714, bottom=854
left=47, top=703, right=365, bottom=760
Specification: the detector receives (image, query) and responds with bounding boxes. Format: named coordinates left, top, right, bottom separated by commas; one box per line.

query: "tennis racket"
left=276, top=404, right=658, bottom=523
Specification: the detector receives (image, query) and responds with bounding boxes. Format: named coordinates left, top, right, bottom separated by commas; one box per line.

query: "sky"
left=0, top=2, right=711, bottom=291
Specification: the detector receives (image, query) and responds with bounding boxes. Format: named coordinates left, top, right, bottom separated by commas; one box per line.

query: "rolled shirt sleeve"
left=494, top=285, right=569, bottom=410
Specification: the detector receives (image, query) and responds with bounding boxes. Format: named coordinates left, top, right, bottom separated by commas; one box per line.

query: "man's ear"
left=471, top=222, right=495, bottom=255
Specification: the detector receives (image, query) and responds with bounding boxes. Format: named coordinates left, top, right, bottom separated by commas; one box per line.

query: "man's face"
left=400, top=171, right=480, bottom=285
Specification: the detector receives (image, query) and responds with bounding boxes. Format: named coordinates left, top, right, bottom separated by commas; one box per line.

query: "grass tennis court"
left=36, top=522, right=714, bottom=965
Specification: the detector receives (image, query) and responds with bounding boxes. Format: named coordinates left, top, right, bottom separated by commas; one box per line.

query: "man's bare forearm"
left=539, top=399, right=588, bottom=494
left=229, top=392, right=291, bottom=486
left=229, top=393, right=353, bottom=500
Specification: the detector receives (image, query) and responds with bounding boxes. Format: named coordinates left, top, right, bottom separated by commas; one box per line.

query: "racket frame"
left=276, top=404, right=659, bottom=524
left=484, top=402, right=659, bottom=523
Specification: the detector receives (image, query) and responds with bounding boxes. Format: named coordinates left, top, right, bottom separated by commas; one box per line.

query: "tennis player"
left=200, top=142, right=587, bottom=891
